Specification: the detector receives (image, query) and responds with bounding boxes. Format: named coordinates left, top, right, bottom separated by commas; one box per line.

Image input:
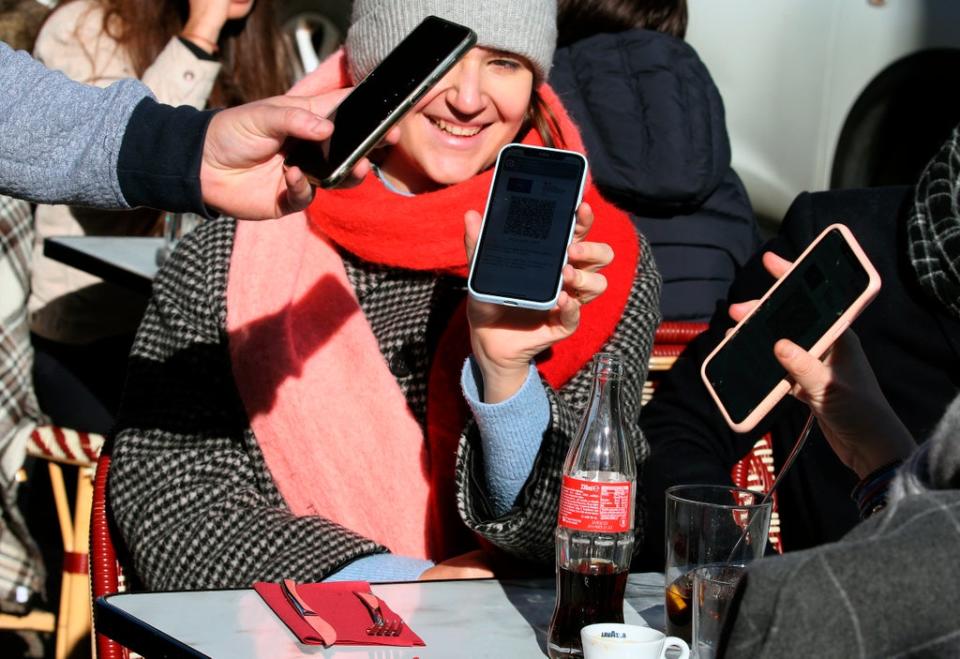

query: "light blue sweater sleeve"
left=460, top=358, right=550, bottom=516
left=323, top=554, right=434, bottom=583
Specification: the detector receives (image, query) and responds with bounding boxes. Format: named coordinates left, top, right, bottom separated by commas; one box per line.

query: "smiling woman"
left=379, top=47, right=536, bottom=193
left=107, top=0, right=662, bottom=591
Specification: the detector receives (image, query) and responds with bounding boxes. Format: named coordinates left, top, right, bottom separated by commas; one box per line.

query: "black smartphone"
left=467, top=144, right=589, bottom=310
left=700, top=224, right=881, bottom=432
left=284, top=16, right=476, bottom=188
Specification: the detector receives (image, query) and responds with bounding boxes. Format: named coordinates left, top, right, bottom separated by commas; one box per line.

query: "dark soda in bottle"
left=547, top=354, right=636, bottom=658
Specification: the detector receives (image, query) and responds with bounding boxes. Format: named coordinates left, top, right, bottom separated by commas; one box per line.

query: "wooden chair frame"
left=0, top=426, right=103, bottom=658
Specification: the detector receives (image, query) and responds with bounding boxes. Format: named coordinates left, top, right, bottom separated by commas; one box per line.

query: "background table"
left=44, top=236, right=162, bottom=295
left=96, top=573, right=666, bottom=658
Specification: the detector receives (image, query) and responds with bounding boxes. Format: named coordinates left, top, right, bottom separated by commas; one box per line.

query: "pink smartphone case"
left=699, top=223, right=882, bottom=433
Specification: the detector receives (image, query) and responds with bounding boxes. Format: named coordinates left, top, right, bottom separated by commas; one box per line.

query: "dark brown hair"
left=70, top=0, right=293, bottom=107
left=556, top=0, right=688, bottom=46
left=525, top=88, right=564, bottom=149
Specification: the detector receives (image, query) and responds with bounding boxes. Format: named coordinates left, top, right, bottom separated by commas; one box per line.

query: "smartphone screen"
left=469, top=145, right=587, bottom=306
left=285, top=16, right=475, bottom=187
left=703, top=228, right=872, bottom=426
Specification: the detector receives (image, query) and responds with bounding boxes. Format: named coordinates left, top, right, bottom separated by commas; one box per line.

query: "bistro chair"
left=0, top=426, right=105, bottom=658
left=90, top=446, right=134, bottom=659
left=33, top=425, right=104, bottom=658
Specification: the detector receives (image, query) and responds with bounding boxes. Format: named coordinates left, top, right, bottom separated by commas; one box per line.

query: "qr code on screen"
left=504, top=197, right=556, bottom=239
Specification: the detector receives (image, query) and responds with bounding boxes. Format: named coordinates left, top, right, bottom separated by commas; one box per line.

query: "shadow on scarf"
left=117, top=273, right=358, bottom=434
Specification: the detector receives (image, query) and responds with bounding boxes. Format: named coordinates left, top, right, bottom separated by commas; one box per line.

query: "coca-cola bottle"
left=547, top=353, right=637, bottom=658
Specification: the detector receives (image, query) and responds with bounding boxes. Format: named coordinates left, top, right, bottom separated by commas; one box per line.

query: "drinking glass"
left=156, top=212, right=203, bottom=266
left=663, top=485, right=772, bottom=644
left=692, top=564, right=746, bottom=659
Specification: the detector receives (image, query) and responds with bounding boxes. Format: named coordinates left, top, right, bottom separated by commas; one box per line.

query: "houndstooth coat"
left=109, top=218, right=661, bottom=590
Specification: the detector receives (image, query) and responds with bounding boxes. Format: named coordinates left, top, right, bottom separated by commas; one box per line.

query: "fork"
left=371, top=619, right=403, bottom=637
left=355, top=591, right=403, bottom=636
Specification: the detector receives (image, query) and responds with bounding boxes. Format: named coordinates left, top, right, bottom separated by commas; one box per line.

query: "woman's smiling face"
left=378, top=47, right=535, bottom=193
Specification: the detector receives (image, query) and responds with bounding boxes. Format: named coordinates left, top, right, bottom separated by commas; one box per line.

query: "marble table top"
left=97, top=573, right=667, bottom=658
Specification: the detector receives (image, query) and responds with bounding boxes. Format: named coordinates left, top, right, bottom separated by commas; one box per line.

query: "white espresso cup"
left=580, top=624, right=690, bottom=659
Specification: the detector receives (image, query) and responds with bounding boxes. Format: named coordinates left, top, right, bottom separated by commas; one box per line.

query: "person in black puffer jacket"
left=551, top=0, right=760, bottom=321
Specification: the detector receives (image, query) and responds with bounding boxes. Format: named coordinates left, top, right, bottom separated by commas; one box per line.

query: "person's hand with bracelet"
left=180, top=0, right=233, bottom=55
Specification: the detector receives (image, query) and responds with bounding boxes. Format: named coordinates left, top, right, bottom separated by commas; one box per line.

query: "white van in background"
left=686, top=0, right=960, bottom=225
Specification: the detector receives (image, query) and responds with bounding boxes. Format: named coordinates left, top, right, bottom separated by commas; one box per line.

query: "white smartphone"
left=467, top=144, right=589, bottom=310
left=700, top=224, right=881, bottom=433
left=284, top=16, right=476, bottom=188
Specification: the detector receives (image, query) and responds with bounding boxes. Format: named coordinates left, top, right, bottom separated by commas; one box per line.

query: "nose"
left=445, top=60, right=485, bottom=116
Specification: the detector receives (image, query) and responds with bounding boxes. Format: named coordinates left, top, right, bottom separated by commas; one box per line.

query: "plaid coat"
left=0, top=194, right=44, bottom=613
left=110, top=218, right=661, bottom=590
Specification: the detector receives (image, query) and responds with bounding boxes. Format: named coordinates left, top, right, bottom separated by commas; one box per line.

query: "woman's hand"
left=419, top=550, right=494, bottom=581
left=464, top=202, right=613, bottom=403
left=182, top=0, right=232, bottom=52
left=730, top=252, right=915, bottom=477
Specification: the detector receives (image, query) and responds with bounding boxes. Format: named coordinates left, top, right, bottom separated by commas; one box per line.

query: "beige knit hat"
left=345, top=0, right=557, bottom=84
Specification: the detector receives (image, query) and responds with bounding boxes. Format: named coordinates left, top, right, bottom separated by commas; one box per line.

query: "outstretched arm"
left=1, top=42, right=388, bottom=218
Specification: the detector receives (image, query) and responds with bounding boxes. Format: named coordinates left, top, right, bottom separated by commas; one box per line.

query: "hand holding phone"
left=464, top=177, right=613, bottom=403
left=701, top=224, right=882, bottom=433
left=467, top=144, right=589, bottom=310
left=728, top=252, right=915, bottom=476
left=284, top=16, right=476, bottom=188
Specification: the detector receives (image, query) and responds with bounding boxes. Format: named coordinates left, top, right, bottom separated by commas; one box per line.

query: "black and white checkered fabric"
left=908, top=123, right=960, bottom=321
left=0, top=194, right=45, bottom=613
left=110, top=217, right=661, bottom=589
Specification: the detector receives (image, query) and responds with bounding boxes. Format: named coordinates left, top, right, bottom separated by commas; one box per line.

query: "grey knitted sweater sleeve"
left=0, top=42, right=147, bottom=207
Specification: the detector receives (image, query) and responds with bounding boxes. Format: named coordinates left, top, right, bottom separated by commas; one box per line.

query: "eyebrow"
left=481, top=48, right=532, bottom=65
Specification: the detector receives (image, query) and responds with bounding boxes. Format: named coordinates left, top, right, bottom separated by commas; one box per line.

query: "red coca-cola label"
left=558, top=476, right=632, bottom=532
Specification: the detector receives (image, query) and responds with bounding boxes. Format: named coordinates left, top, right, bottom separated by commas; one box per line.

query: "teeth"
left=432, top=118, right=482, bottom=137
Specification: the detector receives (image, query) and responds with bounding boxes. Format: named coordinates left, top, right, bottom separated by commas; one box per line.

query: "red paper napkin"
left=254, top=580, right=425, bottom=647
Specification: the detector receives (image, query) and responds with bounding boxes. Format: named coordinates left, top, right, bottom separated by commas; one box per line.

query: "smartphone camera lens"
left=505, top=159, right=517, bottom=170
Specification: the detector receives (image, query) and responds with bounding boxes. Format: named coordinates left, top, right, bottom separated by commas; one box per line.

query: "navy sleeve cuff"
left=177, top=36, right=220, bottom=61
left=117, top=97, right=216, bottom=217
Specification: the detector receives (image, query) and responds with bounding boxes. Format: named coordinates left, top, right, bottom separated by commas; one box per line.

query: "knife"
left=280, top=578, right=338, bottom=647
